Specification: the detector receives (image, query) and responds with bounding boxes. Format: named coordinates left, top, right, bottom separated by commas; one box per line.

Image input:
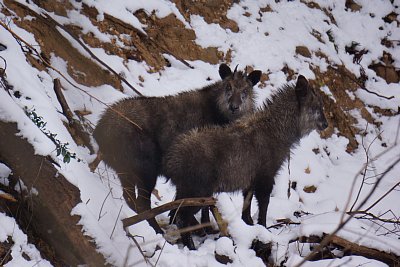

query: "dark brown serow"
left=93, top=64, right=262, bottom=234
left=163, top=75, right=328, bottom=249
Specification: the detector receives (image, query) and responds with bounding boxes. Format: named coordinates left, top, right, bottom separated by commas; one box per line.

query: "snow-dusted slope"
left=0, top=0, right=399, bottom=266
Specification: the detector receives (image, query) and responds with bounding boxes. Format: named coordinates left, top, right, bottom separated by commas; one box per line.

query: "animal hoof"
left=182, top=233, right=196, bottom=250
left=242, top=215, right=254, bottom=225
left=204, top=226, right=219, bottom=235
left=193, top=227, right=207, bottom=237
left=155, top=227, right=165, bottom=235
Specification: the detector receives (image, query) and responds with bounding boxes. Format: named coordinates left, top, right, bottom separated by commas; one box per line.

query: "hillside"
left=0, top=0, right=399, bottom=266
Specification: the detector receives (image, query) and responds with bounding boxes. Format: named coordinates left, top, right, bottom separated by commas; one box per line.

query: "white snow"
left=0, top=0, right=399, bottom=266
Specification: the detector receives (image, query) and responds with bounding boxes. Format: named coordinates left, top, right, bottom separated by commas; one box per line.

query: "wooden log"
left=122, top=197, right=216, bottom=229
left=0, top=121, right=106, bottom=266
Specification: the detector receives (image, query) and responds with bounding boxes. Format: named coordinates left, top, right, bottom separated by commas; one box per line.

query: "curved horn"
left=233, top=64, right=239, bottom=74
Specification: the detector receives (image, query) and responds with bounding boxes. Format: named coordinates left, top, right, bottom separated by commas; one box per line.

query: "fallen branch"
left=53, top=79, right=94, bottom=153
left=299, top=234, right=400, bottom=265
left=0, top=20, right=143, bottom=131
left=295, top=155, right=400, bottom=267
left=122, top=197, right=216, bottom=229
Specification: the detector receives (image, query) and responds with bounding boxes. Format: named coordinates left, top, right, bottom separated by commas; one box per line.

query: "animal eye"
left=241, top=90, right=248, bottom=99
left=313, top=108, right=322, bottom=118
left=226, top=85, right=233, bottom=96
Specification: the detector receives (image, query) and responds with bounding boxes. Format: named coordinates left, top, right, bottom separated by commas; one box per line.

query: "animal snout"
left=229, top=104, right=240, bottom=112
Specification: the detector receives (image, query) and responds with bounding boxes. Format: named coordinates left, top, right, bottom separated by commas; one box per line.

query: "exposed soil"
left=369, top=52, right=400, bottom=84
left=312, top=65, right=366, bottom=152
left=0, top=236, right=13, bottom=265
left=173, top=0, right=239, bottom=32
left=2, top=0, right=396, bottom=163
left=134, top=9, right=222, bottom=66
left=4, top=0, right=122, bottom=90
left=1, top=1, right=399, bottom=266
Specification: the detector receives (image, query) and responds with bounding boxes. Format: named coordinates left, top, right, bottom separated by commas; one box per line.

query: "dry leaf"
left=303, top=185, right=317, bottom=193
left=305, top=166, right=311, bottom=174
left=0, top=193, right=17, bottom=202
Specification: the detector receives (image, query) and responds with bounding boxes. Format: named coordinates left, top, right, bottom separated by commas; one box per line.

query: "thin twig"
left=295, top=155, right=400, bottom=267
left=349, top=125, right=381, bottom=212
left=126, top=232, right=153, bottom=266
left=329, top=66, right=395, bottom=100
left=98, top=189, right=111, bottom=221
left=41, top=13, right=143, bottom=96
left=0, top=20, right=143, bottom=131
left=266, top=220, right=301, bottom=229
left=110, top=204, right=123, bottom=239
left=363, top=181, right=400, bottom=213
left=350, top=210, right=400, bottom=224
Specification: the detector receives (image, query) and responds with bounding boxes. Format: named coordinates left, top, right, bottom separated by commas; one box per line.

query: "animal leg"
left=170, top=209, right=207, bottom=237
left=173, top=189, right=211, bottom=249
left=241, top=189, right=254, bottom=225
left=123, top=185, right=138, bottom=212
left=175, top=206, right=202, bottom=250
left=201, top=207, right=219, bottom=234
left=136, top=179, right=164, bottom=234
left=254, top=183, right=273, bottom=227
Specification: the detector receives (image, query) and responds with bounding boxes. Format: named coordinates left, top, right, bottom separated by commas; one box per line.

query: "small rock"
left=345, top=0, right=362, bottom=12
left=303, top=185, right=317, bottom=193
left=251, top=240, right=272, bottom=265
left=214, top=237, right=235, bottom=264
left=215, top=252, right=233, bottom=264
left=296, top=46, right=312, bottom=58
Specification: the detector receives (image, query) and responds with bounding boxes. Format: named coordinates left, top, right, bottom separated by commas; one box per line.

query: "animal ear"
left=295, top=75, right=309, bottom=98
left=219, top=64, right=232, bottom=80
left=247, top=70, right=262, bottom=86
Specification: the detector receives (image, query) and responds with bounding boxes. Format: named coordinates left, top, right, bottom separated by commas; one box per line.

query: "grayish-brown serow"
left=163, top=75, right=328, bottom=249
left=93, top=64, right=262, bottom=233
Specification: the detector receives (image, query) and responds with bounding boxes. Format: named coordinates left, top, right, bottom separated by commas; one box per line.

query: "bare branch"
left=295, top=155, right=400, bottom=267
left=298, top=234, right=400, bottom=265
left=364, top=181, right=400, bottom=213
left=349, top=124, right=381, bottom=212
left=125, top=232, right=153, bottom=266
left=350, top=210, right=400, bottom=224
left=53, top=78, right=94, bottom=153
left=41, top=13, right=143, bottom=96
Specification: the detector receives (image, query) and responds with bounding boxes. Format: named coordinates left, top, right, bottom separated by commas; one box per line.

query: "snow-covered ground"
left=0, top=0, right=399, bottom=266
